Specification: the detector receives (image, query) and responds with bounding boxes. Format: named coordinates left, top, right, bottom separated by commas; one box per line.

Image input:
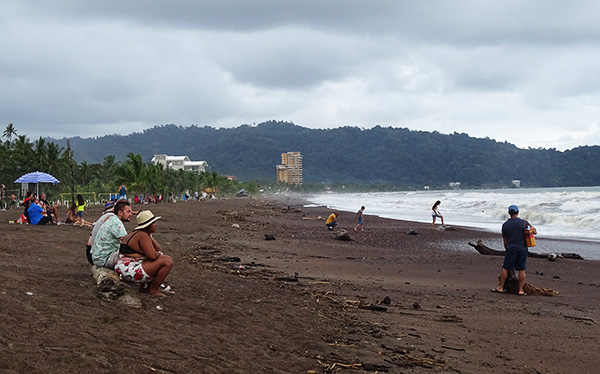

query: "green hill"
left=51, top=121, right=600, bottom=188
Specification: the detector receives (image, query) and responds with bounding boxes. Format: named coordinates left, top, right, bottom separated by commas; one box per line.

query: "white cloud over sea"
left=1, top=1, right=599, bottom=150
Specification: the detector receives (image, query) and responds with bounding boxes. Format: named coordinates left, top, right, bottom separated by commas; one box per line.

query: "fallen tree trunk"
left=91, top=266, right=143, bottom=308
left=468, top=240, right=584, bottom=260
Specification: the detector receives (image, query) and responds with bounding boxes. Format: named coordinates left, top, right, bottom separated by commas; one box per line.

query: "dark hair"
left=432, top=200, right=441, bottom=210
left=113, top=199, right=131, bottom=215
left=76, top=194, right=85, bottom=205
left=361, top=206, right=365, bottom=210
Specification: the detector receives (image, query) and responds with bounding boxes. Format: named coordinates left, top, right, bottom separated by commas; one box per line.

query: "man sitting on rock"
left=91, top=200, right=133, bottom=269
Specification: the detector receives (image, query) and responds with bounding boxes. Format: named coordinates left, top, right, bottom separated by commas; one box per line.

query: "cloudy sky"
left=1, top=1, right=599, bottom=150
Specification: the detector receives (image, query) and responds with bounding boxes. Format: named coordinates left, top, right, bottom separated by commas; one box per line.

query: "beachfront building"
left=151, top=154, right=209, bottom=174
left=276, top=152, right=303, bottom=185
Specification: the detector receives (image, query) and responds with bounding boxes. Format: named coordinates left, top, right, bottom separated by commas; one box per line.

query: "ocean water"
left=306, top=187, right=600, bottom=260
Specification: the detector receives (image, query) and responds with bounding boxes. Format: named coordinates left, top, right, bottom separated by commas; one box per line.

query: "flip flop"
left=491, top=288, right=505, bottom=293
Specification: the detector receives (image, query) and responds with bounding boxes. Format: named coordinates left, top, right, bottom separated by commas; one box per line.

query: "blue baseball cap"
left=508, top=205, right=519, bottom=214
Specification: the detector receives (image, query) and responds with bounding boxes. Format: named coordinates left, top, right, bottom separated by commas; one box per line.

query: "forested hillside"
left=52, top=121, right=600, bottom=188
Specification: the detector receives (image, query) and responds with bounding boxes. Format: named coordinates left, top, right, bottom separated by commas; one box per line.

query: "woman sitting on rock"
left=115, top=210, right=174, bottom=297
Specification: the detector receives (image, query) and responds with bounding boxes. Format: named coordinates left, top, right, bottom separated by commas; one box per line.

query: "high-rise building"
left=276, top=152, right=303, bottom=185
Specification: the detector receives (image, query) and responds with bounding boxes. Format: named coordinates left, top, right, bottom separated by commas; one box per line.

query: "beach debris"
left=564, top=315, right=595, bottom=324
left=335, top=229, right=351, bottom=241
left=412, top=302, right=421, bottom=310
left=406, top=229, right=418, bottom=235
left=231, top=223, right=240, bottom=228
left=26, top=292, right=33, bottom=296
left=264, top=234, right=276, bottom=240
left=468, top=240, right=584, bottom=260
left=301, top=215, right=321, bottom=221
left=501, top=269, right=560, bottom=296
left=441, top=345, right=466, bottom=352
left=221, top=256, right=241, bottom=262
left=358, top=302, right=388, bottom=312
left=380, top=296, right=392, bottom=305
left=274, top=272, right=299, bottom=282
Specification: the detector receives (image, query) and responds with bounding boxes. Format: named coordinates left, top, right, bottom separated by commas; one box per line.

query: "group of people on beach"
left=11, top=183, right=174, bottom=297
left=18, top=191, right=90, bottom=227
left=325, top=200, right=537, bottom=296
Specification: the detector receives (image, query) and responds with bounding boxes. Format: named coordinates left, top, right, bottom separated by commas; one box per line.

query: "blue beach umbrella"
left=14, top=171, right=60, bottom=196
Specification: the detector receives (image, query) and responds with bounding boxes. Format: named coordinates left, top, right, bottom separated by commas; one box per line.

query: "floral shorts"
left=114, top=254, right=152, bottom=284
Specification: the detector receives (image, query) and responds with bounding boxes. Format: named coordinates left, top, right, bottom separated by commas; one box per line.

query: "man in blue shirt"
left=494, top=205, right=537, bottom=295
left=27, top=197, right=53, bottom=225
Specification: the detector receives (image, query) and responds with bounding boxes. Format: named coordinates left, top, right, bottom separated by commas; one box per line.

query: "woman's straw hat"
left=134, top=210, right=161, bottom=230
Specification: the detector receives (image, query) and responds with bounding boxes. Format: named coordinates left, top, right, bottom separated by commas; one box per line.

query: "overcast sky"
left=1, top=1, right=599, bottom=150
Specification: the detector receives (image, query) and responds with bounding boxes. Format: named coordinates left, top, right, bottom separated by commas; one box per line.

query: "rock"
left=406, top=229, right=418, bottom=235
left=335, top=229, right=351, bottom=241
left=264, top=234, right=276, bottom=240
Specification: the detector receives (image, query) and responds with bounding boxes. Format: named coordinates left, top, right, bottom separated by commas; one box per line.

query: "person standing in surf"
left=431, top=200, right=445, bottom=227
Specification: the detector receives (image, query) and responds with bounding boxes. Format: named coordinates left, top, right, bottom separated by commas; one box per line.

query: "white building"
left=151, top=154, right=208, bottom=173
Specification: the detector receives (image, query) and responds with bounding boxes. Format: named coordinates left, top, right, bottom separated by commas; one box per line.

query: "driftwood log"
left=91, top=266, right=143, bottom=308
left=468, top=240, right=584, bottom=260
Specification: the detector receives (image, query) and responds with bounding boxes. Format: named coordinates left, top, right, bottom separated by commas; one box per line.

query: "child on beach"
left=75, top=194, right=87, bottom=226
left=431, top=200, right=445, bottom=227
left=354, top=206, right=365, bottom=232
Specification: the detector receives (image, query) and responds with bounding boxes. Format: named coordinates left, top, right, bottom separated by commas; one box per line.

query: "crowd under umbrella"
left=14, top=171, right=60, bottom=197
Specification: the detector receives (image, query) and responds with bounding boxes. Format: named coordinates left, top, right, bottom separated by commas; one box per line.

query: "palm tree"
left=33, top=137, right=48, bottom=171
left=2, top=123, right=17, bottom=143
left=45, top=142, right=65, bottom=179
left=78, top=161, right=92, bottom=186
left=12, top=135, right=33, bottom=173
left=117, top=153, right=148, bottom=196
left=94, top=155, right=118, bottom=185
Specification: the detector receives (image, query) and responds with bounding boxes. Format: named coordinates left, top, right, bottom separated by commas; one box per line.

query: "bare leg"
left=518, top=270, right=526, bottom=295
left=142, top=255, right=174, bottom=296
left=441, top=216, right=445, bottom=226
left=496, top=268, right=508, bottom=292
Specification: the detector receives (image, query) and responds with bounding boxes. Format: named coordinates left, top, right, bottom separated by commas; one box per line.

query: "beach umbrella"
left=14, top=171, right=60, bottom=196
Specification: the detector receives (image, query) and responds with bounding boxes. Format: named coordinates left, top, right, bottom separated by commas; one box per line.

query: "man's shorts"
left=114, top=255, right=152, bottom=284
left=503, top=247, right=528, bottom=271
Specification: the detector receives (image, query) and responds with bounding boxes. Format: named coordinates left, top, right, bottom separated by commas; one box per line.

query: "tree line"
left=1, top=124, right=266, bottom=203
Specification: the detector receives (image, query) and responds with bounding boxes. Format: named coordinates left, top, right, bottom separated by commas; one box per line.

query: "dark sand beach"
left=1, top=197, right=599, bottom=373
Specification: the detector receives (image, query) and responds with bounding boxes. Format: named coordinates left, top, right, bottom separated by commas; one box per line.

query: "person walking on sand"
left=431, top=200, right=445, bottom=227
left=325, top=212, right=339, bottom=230
left=354, top=206, right=365, bottom=232
left=493, top=205, right=537, bottom=296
